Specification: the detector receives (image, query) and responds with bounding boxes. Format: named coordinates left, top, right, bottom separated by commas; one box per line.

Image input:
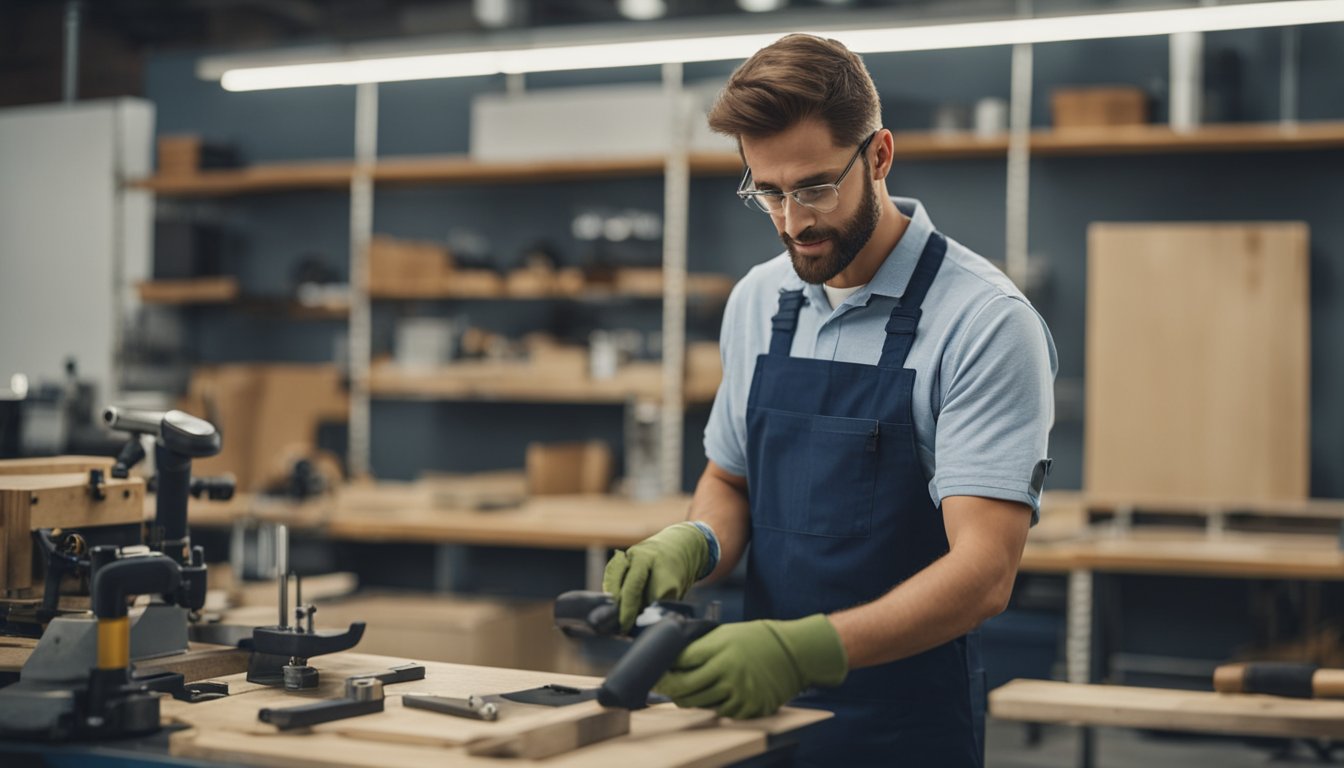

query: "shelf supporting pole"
left=349, top=82, right=378, bottom=478
left=1004, top=40, right=1033, bottom=289
left=1280, top=26, right=1300, bottom=126
left=660, top=61, right=689, bottom=497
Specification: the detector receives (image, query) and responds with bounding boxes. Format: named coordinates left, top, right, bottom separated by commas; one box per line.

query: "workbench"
left=0, top=651, right=825, bottom=767
left=1014, top=494, right=1344, bottom=766
left=171, top=486, right=690, bottom=591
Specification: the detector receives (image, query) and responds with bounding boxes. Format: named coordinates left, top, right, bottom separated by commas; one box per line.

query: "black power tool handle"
left=597, top=617, right=716, bottom=709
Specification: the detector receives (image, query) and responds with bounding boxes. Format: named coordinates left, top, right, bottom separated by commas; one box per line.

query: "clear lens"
left=794, top=185, right=840, bottom=213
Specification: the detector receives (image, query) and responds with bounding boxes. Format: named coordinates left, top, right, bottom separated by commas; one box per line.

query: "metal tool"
left=404, top=693, right=499, bottom=721
left=553, top=590, right=718, bottom=710
left=257, top=663, right=426, bottom=731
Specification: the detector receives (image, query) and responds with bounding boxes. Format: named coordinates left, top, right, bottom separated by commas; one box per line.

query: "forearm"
left=687, top=461, right=750, bottom=582
left=829, top=496, right=1029, bottom=669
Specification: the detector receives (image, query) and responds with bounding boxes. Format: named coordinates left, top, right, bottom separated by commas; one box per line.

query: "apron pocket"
left=796, top=414, right=879, bottom=537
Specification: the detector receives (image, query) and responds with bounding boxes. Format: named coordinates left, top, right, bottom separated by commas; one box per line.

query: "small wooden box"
left=0, top=459, right=145, bottom=595
left=526, top=442, right=613, bottom=496
left=1051, top=87, right=1148, bottom=129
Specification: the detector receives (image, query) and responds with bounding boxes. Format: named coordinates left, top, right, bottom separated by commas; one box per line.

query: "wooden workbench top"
left=1019, top=528, right=1344, bottom=579
left=990, top=679, right=1344, bottom=740
left=164, top=651, right=828, bottom=767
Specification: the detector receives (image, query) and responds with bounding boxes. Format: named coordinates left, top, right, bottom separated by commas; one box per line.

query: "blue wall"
left=145, top=20, right=1344, bottom=493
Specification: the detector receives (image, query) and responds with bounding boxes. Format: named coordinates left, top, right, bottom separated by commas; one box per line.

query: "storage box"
left=471, top=83, right=735, bottom=162
left=1051, top=86, right=1148, bottom=129
left=395, top=318, right=459, bottom=370
left=367, top=235, right=455, bottom=297
left=526, top=441, right=613, bottom=496
left=156, top=134, right=240, bottom=175
left=309, top=592, right=563, bottom=671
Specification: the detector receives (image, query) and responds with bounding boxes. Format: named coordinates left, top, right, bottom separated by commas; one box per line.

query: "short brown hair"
left=707, top=33, right=881, bottom=147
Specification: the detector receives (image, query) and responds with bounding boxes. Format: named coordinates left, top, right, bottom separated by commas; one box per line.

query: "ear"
left=871, top=129, right=894, bottom=181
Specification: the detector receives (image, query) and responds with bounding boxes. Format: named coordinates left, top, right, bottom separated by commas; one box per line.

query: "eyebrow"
left=752, top=170, right=839, bottom=192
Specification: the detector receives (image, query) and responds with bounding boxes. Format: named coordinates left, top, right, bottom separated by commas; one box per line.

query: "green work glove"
left=602, top=522, right=709, bottom=633
left=655, top=614, right=848, bottom=719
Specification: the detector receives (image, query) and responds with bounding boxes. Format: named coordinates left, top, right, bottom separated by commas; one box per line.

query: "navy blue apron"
left=744, top=231, right=985, bottom=767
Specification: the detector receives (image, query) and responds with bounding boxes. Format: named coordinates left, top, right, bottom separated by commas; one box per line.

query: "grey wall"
left=144, top=20, right=1344, bottom=494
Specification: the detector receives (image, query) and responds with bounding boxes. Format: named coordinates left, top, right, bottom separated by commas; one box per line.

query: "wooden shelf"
left=369, top=361, right=718, bottom=405
left=128, top=122, right=1344, bottom=196
left=137, top=277, right=240, bottom=304
left=370, top=275, right=734, bottom=303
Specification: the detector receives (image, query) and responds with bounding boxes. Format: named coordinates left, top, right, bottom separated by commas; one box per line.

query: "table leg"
left=586, top=545, right=606, bottom=592
left=1068, top=568, right=1096, bottom=768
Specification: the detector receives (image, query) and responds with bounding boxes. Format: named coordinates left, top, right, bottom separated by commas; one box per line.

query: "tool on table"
left=554, top=590, right=718, bottom=710
left=182, top=521, right=365, bottom=689
left=1213, top=662, right=1344, bottom=699
left=258, top=662, right=426, bottom=730
left=0, top=408, right=233, bottom=741
left=404, top=693, right=499, bottom=721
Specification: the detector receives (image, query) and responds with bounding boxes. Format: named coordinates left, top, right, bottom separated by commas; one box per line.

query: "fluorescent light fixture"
left=219, top=0, right=1344, bottom=91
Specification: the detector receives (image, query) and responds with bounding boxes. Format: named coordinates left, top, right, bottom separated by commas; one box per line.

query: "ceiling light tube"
left=218, top=0, right=1344, bottom=91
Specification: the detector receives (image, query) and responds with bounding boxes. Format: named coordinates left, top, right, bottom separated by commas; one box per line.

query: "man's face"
left=740, top=119, right=880, bottom=285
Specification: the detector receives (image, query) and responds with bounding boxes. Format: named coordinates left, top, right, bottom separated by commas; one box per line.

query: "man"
left=603, top=33, right=1056, bottom=766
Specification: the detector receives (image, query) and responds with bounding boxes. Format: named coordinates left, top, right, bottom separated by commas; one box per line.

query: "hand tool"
left=1213, top=662, right=1344, bottom=699
left=554, top=590, right=718, bottom=710
left=403, top=693, right=499, bottom=720
left=257, top=663, right=425, bottom=730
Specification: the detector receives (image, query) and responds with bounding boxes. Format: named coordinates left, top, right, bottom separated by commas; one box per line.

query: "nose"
left=774, top=197, right=817, bottom=240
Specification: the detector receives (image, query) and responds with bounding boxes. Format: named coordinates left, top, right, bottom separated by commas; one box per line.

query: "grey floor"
left=987, top=720, right=1341, bottom=767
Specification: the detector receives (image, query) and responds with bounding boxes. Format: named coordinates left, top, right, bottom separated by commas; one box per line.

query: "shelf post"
left=660, top=61, right=690, bottom=497
left=1004, top=40, right=1033, bottom=289
left=349, top=82, right=378, bottom=478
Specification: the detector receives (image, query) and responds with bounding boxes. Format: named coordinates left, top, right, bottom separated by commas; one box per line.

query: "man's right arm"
left=690, top=460, right=751, bottom=582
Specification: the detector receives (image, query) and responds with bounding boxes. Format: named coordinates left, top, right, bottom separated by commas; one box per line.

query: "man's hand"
left=655, top=615, right=848, bottom=719
left=602, top=523, right=709, bottom=633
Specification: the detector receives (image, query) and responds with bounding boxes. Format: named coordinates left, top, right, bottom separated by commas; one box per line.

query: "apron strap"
left=768, top=290, right=807, bottom=357
left=879, top=232, right=948, bottom=368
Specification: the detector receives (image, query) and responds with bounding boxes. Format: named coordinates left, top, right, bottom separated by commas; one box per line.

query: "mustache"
left=780, top=227, right=838, bottom=247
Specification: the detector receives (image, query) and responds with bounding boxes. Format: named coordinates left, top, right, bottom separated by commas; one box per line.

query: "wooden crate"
left=0, top=465, right=145, bottom=594
left=1052, top=86, right=1148, bottom=129
left=1084, top=222, right=1310, bottom=505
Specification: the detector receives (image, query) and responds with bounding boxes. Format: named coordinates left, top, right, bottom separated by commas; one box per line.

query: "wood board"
left=991, top=679, right=1344, bottom=739
left=1084, top=222, right=1310, bottom=505
left=162, top=652, right=817, bottom=767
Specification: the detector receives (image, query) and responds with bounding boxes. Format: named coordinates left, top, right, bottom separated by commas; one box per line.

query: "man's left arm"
left=829, top=495, right=1030, bottom=667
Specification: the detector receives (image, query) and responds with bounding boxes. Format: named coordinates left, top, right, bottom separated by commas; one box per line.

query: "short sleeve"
left=703, top=282, right=750, bottom=478
left=931, top=294, right=1057, bottom=521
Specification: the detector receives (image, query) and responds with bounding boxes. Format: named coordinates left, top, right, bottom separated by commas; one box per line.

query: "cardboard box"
left=471, top=83, right=735, bottom=162
left=526, top=441, right=613, bottom=496
left=181, top=365, right=348, bottom=492
left=311, top=592, right=563, bottom=671
left=1051, top=86, right=1148, bottom=129
left=368, top=235, right=455, bottom=297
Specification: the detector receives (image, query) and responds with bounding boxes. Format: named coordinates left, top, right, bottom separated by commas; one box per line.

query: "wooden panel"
left=1, top=638, right=245, bottom=678
left=137, top=277, right=240, bottom=304
left=990, top=679, right=1344, bottom=739
left=1018, top=530, right=1344, bottom=579
left=1085, top=222, right=1309, bottom=504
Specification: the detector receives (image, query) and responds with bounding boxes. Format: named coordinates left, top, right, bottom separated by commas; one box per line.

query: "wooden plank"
left=0, top=456, right=114, bottom=476
left=464, top=700, right=630, bottom=758
left=2, top=638, right=245, bottom=679
left=137, top=277, right=240, bottom=304
left=990, top=679, right=1344, bottom=739
left=1019, top=530, right=1344, bottom=579
left=1085, top=222, right=1310, bottom=505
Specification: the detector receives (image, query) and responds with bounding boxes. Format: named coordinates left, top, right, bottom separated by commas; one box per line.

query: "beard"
left=781, top=180, right=881, bottom=285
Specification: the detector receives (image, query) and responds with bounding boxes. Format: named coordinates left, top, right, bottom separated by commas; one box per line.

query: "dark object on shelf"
left=157, top=135, right=242, bottom=175
left=517, top=240, right=563, bottom=271
left=290, top=253, right=341, bottom=293
left=153, top=219, right=235, bottom=279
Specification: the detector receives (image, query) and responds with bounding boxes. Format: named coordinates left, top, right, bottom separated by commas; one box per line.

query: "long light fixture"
left=218, top=0, right=1344, bottom=91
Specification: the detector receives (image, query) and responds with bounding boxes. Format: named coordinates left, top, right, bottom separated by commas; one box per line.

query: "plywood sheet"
left=1085, top=222, right=1310, bottom=504
left=991, top=679, right=1344, bottom=739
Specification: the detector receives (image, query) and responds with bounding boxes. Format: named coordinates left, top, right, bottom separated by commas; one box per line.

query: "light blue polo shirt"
left=704, top=197, right=1058, bottom=517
